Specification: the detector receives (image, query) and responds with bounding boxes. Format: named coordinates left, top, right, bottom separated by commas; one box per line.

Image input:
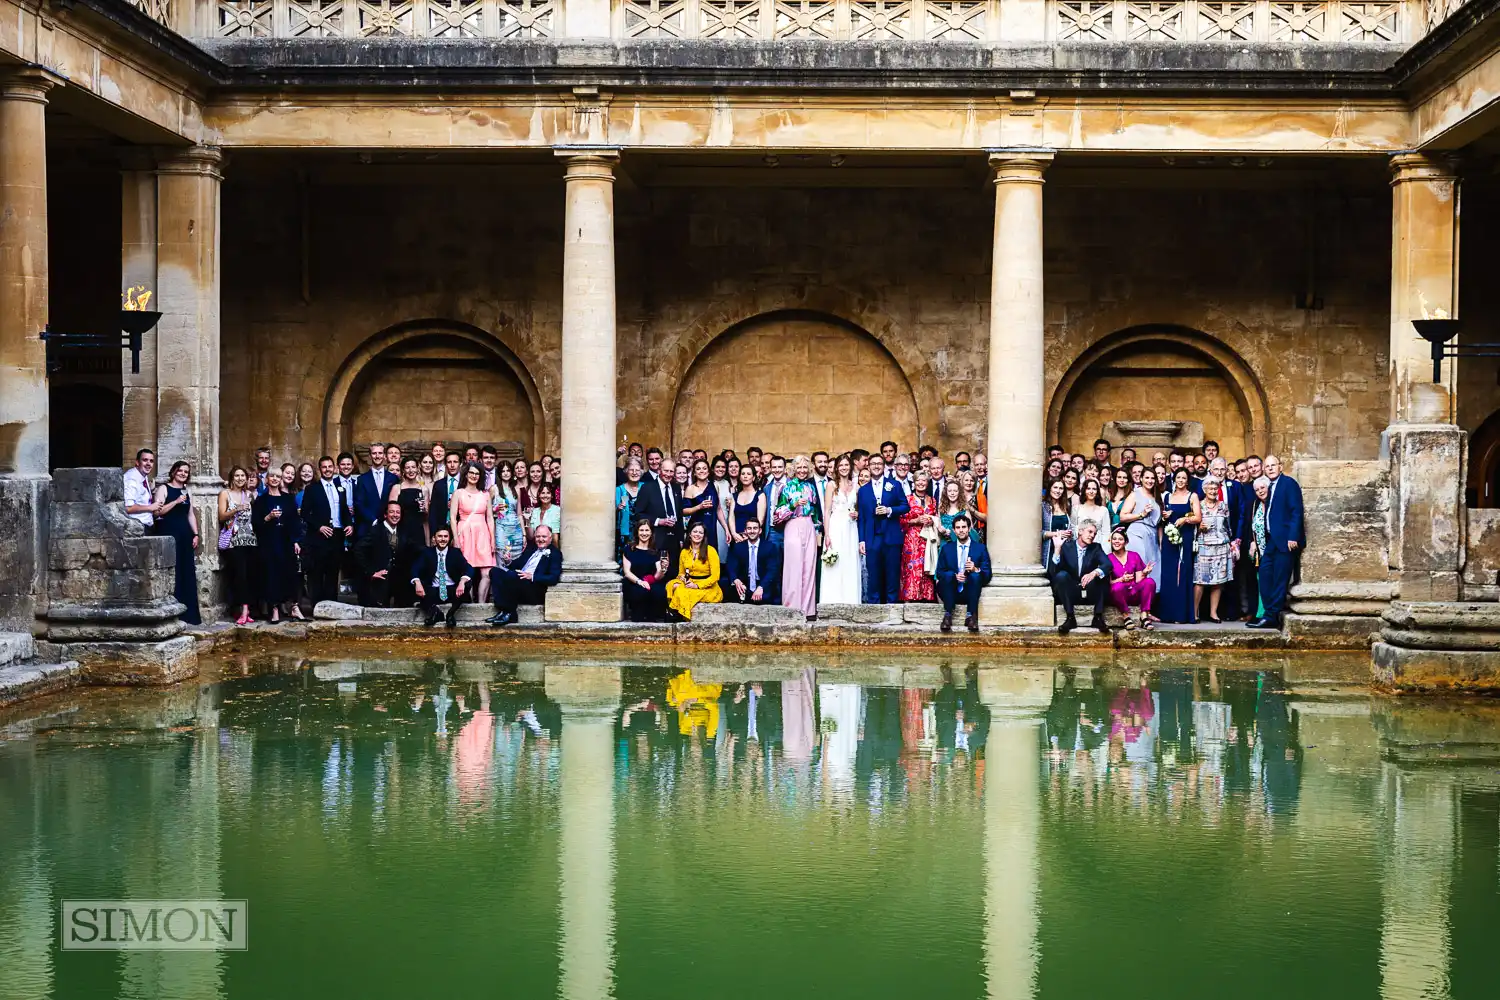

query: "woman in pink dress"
left=1105, top=526, right=1155, bottom=630
left=450, top=462, right=497, bottom=602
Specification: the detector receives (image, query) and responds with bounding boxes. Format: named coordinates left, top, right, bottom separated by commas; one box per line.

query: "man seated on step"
left=487, top=524, right=563, bottom=626
left=935, top=514, right=991, bottom=634
left=1046, top=518, right=1110, bottom=636
left=411, top=526, right=472, bottom=628
left=725, top=518, right=782, bottom=606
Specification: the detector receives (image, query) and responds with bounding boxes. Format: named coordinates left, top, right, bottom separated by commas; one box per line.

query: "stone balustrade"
left=191, top=0, right=1453, bottom=42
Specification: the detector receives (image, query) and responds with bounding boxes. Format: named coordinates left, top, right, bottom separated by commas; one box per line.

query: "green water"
left=1, top=652, right=1498, bottom=1000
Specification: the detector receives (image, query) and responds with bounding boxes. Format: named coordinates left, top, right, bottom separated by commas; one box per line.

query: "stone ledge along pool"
left=1, top=650, right=1497, bottom=1000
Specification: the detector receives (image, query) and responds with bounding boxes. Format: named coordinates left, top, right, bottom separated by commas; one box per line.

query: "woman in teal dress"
left=1106, top=467, right=1131, bottom=527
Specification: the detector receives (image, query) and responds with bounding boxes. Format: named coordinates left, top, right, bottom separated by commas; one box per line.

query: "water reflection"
left=0, top=654, right=1496, bottom=1000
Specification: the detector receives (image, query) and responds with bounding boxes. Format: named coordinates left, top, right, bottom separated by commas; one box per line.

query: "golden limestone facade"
left=1, top=0, right=1498, bottom=628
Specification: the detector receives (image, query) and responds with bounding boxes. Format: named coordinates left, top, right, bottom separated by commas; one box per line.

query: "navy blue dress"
left=731, top=491, right=762, bottom=537
left=623, top=547, right=668, bottom=622
left=682, top=485, right=718, bottom=549
left=157, top=486, right=201, bottom=625
left=1157, top=498, right=1197, bottom=624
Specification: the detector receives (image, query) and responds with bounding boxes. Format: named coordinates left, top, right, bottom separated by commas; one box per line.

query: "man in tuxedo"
left=1250, top=455, right=1305, bottom=630
left=430, top=452, right=463, bottom=537
left=354, top=500, right=407, bottom=607
left=301, top=455, right=354, bottom=604
left=487, top=524, right=563, bottom=625
left=927, top=455, right=948, bottom=501
left=857, top=455, right=909, bottom=604
left=253, top=448, right=273, bottom=496
left=725, top=518, right=782, bottom=605
left=636, top=458, right=683, bottom=573
left=935, top=515, right=991, bottom=633
left=352, top=442, right=391, bottom=539
left=411, top=527, right=472, bottom=627
left=1047, top=518, right=1110, bottom=635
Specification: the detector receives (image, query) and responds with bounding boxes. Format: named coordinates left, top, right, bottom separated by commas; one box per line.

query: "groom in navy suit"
left=857, top=455, right=909, bottom=604
left=1250, top=454, right=1305, bottom=630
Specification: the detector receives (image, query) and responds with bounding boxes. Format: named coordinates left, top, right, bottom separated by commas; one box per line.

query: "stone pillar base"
left=1372, top=641, right=1500, bottom=692
left=545, top=564, right=623, bottom=623
left=978, top=578, right=1055, bottom=627
left=0, top=474, right=49, bottom=633
left=55, top=634, right=198, bottom=686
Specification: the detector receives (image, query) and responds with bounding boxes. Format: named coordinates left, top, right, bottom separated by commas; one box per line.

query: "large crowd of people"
left=120, top=433, right=1304, bottom=635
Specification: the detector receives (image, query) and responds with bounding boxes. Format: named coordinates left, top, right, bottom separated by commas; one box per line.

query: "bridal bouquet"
left=1164, top=523, right=1183, bottom=547
left=821, top=549, right=839, bottom=567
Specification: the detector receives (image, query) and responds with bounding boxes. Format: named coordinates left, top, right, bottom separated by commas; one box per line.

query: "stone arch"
left=660, top=289, right=944, bottom=447
left=1047, top=325, right=1271, bottom=459
left=322, top=320, right=546, bottom=460
left=671, top=310, right=920, bottom=457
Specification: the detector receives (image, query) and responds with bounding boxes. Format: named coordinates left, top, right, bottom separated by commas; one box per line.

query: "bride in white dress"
left=821, top=454, right=863, bottom=604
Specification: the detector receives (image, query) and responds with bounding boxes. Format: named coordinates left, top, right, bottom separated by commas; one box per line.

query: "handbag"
left=218, top=526, right=233, bottom=551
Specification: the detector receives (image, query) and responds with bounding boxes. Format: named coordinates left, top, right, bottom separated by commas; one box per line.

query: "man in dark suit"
left=354, top=500, right=410, bottom=607
left=634, top=460, right=683, bottom=573
left=300, top=455, right=354, bottom=604
left=429, top=452, right=464, bottom=538
left=857, top=455, right=909, bottom=604
left=410, top=526, right=473, bottom=627
left=935, top=515, right=992, bottom=633
left=487, top=524, right=563, bottom=626
left=725, top=518, right=782, bottom=605
left=351, top=442, right=392, bottom=539
left=1047, top=518, right=1110, bottom=635
left=1250, top=455, right=1305, bottom=629
left=1235, top=455, right=1263, bottom=621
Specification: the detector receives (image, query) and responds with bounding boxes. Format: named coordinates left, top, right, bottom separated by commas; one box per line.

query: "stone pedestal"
left=552, top=149, right=623, bottom=621
left=45, top=468, right=197, bottom=685
left=1373, top=601, right=1500, bottom=691
left=979, top=149, right=1055, bottom=627
left=0, top=71, right=56, bottom=632
left=1384, top=423, right=1465, bottom=603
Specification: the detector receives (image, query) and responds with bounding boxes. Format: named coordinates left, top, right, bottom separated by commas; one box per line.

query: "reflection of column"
left=549, top=149, right=622, bottom=622
left=979, top=149, right=1055, bottom=628
left=978, top=669, right=1049, bottom=1000
left=122, top=686, right=223, bottom=999
left=1379, top=767, right=1454, bottom=1000
left=0, top=69, right=56, bottom=630
left=0, top=747, right=53, bottom=999
left=547, top=665, right=621, bottom=1000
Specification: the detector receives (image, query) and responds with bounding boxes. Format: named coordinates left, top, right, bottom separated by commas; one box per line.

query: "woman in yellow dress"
left=666, top=521, right=722, bottom=620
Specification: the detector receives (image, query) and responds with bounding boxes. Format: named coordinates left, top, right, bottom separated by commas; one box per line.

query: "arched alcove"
left=323, top=322, right=544, bottom=460
left=1048, top=326, right=1270, bottom=459
left=671, top=312, right=919, bottom=457
left=1467, top=409, right=1500, bottom=507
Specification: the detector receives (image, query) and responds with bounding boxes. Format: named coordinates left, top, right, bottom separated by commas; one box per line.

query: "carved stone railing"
left=201, top=0, right=1456, bottom=40
left=133, top=0, right=175, bottom=24
left=212, top=0, right=556, bottom=37
left=1050, top=1, right=1412, bottom=43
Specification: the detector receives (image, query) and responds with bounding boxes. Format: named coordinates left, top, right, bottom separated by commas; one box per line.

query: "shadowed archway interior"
left=1051, top=327, right=1270, bottom=460
left=671, top=312, right=920, bottom=458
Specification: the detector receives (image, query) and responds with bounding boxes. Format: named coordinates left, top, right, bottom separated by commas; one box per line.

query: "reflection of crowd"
left=1042, top=666, right=1302, bottom=819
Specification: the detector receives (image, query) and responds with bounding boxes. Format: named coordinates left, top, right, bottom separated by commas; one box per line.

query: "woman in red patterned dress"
left=899, top=468, right=937, bottom=602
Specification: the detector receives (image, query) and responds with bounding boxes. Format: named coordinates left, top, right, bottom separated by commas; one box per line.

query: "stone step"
left=314, top=601, right=544, bottom=625
left=692, top=603, right=807, bottom=625
left=816, top=603, right=903, bottom=625
left=1054, top=604, right=1138, bottom=628
left=903, top=603, right=947, bottom=625
left=0, top=632, right=36, bottom=667
left=0, top=660, right=81, bottom=708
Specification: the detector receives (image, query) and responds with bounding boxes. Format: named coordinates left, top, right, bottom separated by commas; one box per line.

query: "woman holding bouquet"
left=774, top=454, right=824, bottom=619
left=821, top=454, right=863, bottom=604
left=1156, top=468, right=1201, bottom=623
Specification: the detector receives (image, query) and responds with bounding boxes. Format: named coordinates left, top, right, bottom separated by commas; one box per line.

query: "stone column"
left=550, top=149, right=623, bottom=621
left=0, top=69, right=57, bottom=632
left=1384, top=153, right=1465, bottom=602
left=546, top=665, right=621, bottom=1000
left=121, top=151, right=158, bottom=457
left=156, top=147, right=223, bottom=610
left=979, top=149, right=1055, bottom=627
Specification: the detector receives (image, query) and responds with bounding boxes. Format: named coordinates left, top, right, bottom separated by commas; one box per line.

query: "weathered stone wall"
left=220, top=166, right=1391, bottom=470
left=1464, top=508, right=1500, bottom=596
left=1292, top=459, right=1390, bottom=585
